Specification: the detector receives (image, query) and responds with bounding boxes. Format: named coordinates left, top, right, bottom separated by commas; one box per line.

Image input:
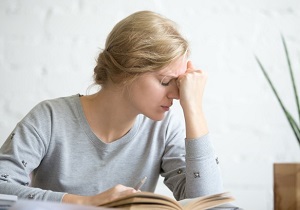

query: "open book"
left=101, top=191, right=234, bottom=210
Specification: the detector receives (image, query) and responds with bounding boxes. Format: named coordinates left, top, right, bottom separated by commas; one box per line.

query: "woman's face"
left=127, top=56, right=188, bottom=121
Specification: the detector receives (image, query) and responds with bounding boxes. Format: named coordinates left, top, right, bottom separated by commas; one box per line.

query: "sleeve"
left=0, top=103, right=65, bottom=202
left=160, top=111, right=223, bottom=200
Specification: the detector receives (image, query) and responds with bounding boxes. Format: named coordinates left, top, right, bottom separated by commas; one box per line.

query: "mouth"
left=161, top=106, right=170, bottom=111
left=161, top=103, right=172, bottom=111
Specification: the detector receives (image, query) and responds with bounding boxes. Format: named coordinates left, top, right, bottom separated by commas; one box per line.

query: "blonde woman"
left=0, top=11, right=223, bottom=206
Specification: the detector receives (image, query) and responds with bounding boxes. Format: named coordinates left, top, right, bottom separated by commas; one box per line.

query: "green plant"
left=255, top=35, right=300, bottom=146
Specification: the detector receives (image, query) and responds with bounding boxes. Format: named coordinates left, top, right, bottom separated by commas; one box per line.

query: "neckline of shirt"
left=73, top=94, right=141, bottom=150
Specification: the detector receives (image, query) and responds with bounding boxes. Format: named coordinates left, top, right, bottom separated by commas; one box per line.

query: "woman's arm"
left=177, top=61, right=208, bottom=139
left=161, top=61, right=223, bottom=200
left=0, top=125, right=137, bottom=206
left=0, top=123, right=65, bottom=201
left=180, top=61, right=223, bottom=197
left=0, top=102, right=137, bottom=205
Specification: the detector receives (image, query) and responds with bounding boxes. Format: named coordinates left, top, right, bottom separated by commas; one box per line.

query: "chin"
left=145, top=113, right=166, bottom=121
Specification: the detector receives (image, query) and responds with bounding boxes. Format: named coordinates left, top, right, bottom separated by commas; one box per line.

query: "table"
left=7, top=200, right=114, bottom=210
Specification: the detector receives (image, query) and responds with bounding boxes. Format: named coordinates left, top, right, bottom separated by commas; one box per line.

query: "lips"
left=161, top=101, right=173, bottom=110
left=161, top=103, right=172, bottom=111
left=161, top=105, right=170, bottom=108
left=161, top=106, right=170, bottom=111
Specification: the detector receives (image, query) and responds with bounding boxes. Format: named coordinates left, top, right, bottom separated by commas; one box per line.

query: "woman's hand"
left=177, top=61, right=207, bottom=111
left=177, top=61, right=209, bottom=139
left=62, top=184, right=137, bottom=206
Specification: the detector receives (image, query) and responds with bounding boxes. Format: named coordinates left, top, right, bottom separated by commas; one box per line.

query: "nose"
left=167, top=82, right=180, bottom=100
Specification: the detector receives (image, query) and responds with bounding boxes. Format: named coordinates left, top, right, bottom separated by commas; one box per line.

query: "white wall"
left=1, top=0, right=300, bottom=209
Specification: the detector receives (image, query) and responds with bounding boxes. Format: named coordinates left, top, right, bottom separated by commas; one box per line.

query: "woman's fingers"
left=187, top=60, right=194, bottom=70
left=88, top=184, right=137, bottom=206
left=177, top=61, right=207, bottom=110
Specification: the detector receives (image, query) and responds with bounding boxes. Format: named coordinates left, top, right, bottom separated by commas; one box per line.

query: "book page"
left=101, top=191, right=234, bottom=210
left=103, top=192, right=182, bottom=210
left=183, top=192, right=235, bottom=210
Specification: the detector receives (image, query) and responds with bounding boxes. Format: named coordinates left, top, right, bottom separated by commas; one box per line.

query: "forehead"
left=158, top=56, right=187, bottom=77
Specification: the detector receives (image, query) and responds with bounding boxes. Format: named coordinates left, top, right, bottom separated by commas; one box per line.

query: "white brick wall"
left=1, top=0, right=299, bottom=209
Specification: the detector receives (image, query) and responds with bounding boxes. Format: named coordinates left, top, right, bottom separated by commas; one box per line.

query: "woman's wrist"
left=183, top=107, right=208, bottom=139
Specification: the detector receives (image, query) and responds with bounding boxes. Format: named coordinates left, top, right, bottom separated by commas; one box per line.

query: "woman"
left=0, top=10, right=223, bottom=206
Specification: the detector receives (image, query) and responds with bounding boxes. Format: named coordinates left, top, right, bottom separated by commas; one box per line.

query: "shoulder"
left=33, top=94, right=78, bottom=111
left=21, top=94, right=79, bottom=124
left=35, top=94, right=78, bottom=109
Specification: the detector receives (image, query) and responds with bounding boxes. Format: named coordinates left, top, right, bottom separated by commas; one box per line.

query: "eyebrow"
left=158, top=74, right=177, bottom=79
left=159, top=75, right=177, bottom=84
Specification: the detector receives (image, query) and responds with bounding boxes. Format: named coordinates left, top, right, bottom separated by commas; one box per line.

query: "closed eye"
left=161, top=80, right=172, bottom=86
left=160, top=75, right=176, bottom=86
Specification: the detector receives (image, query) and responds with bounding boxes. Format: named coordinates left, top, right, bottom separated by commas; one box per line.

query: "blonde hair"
left=93, top=10, right=189, bottom=87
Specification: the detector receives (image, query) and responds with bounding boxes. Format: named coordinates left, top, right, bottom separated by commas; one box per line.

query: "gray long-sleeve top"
left=0, top=95, right=223, bottom=202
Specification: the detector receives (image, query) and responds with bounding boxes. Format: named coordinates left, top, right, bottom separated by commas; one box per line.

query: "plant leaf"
left=255, top=56, right=288, bottom=115
left=255, top=55, right=300, bottom=147
left=281, top=35, right=300, bottom=126
left=286, top=110, right=300, bottom=145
